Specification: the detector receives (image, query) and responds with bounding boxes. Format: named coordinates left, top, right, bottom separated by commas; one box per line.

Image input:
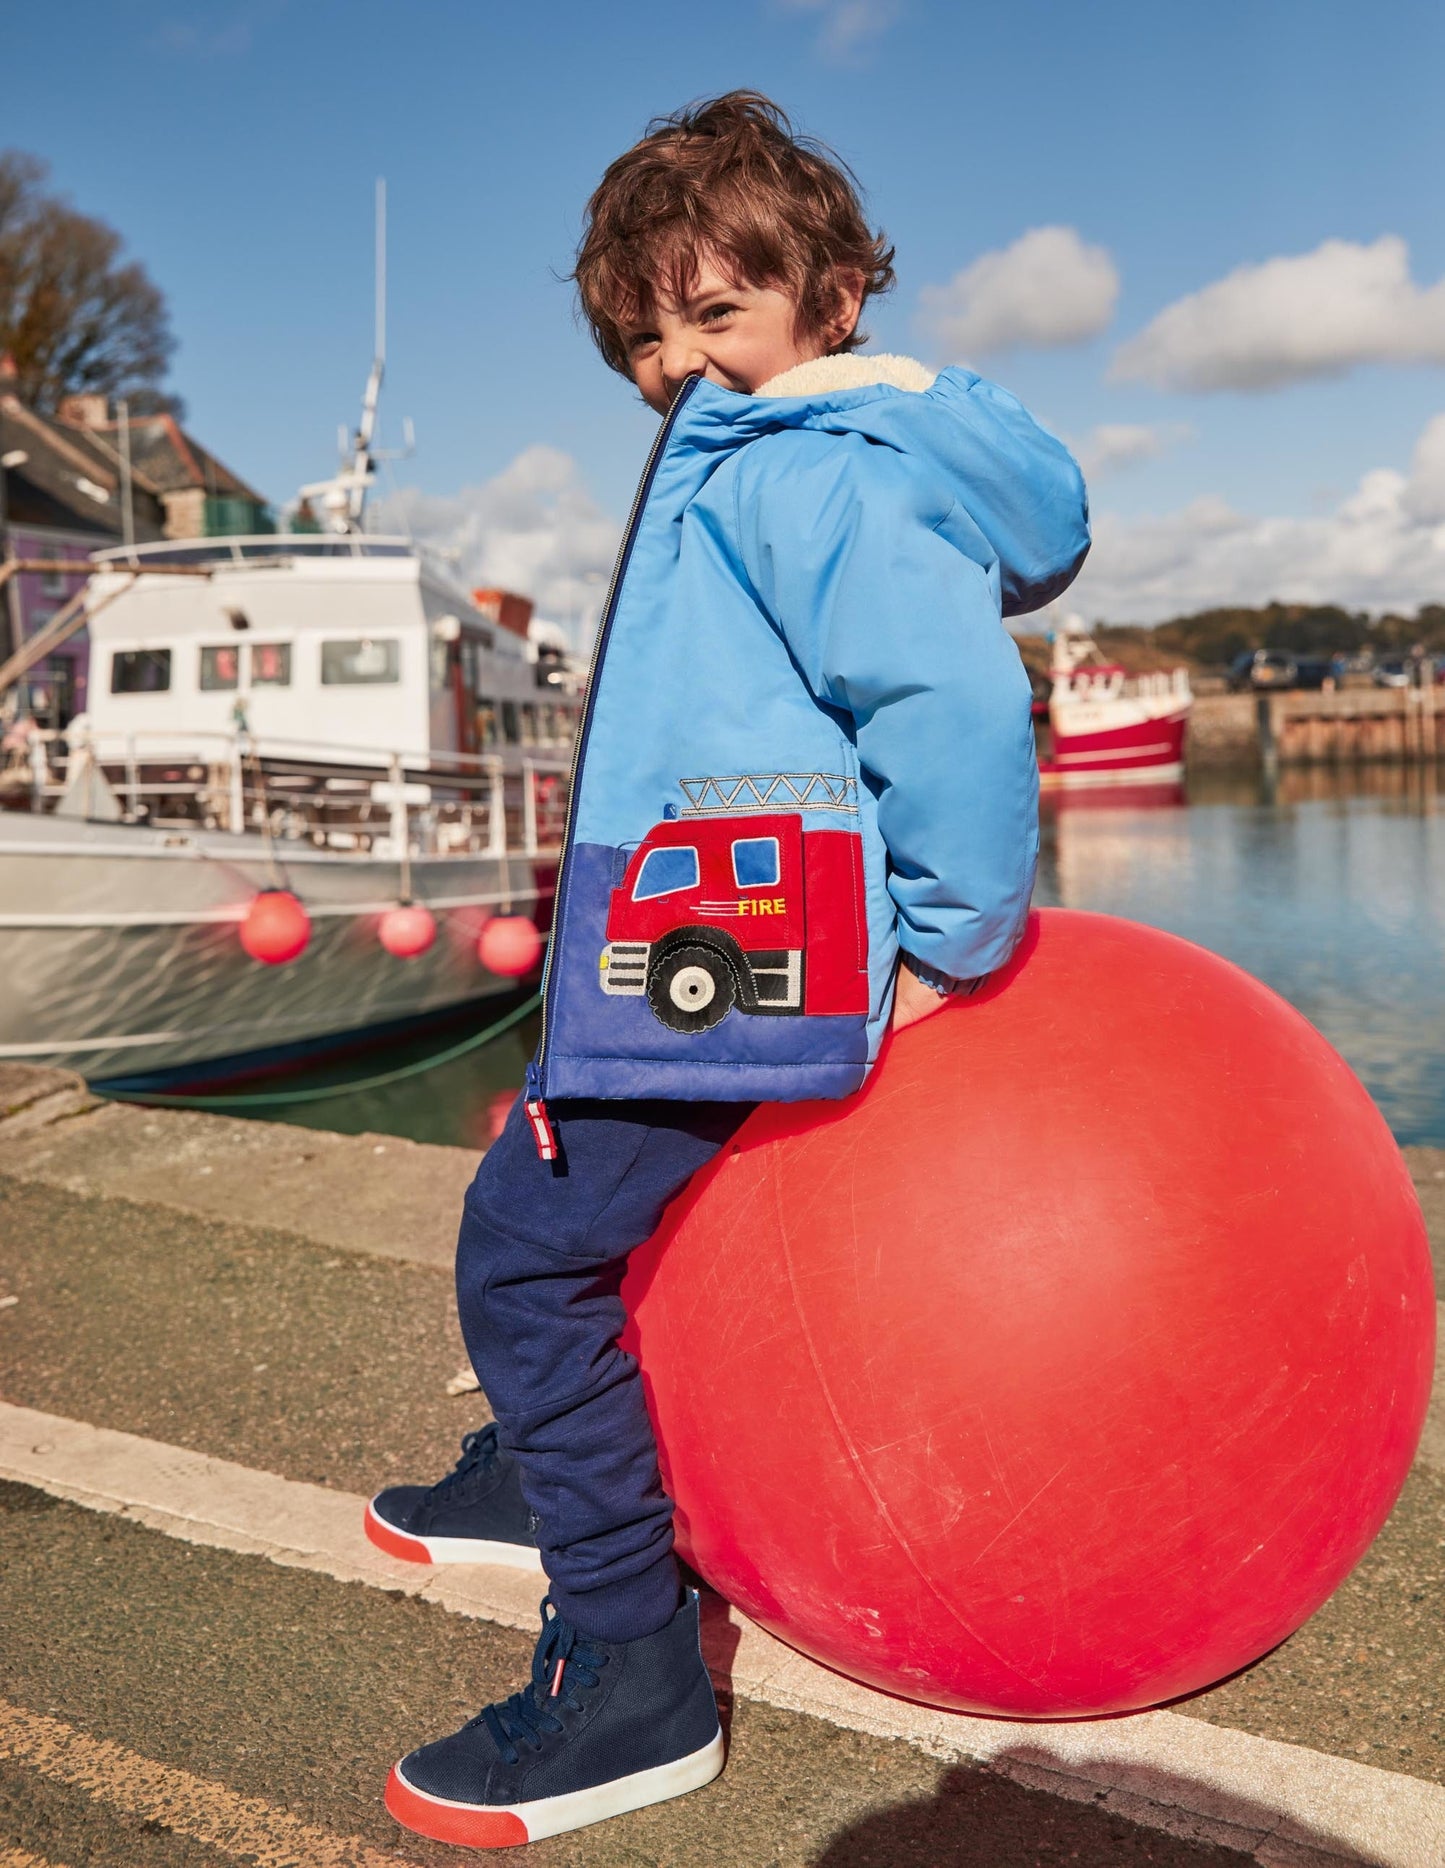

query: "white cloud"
left=1111, top=236, right=1445, bottom=393
left=375, top=446, right=620, bottom=647
left=1404, top=411, right=1445, bottom=522
left=780, top=0, right=901, bottom=61
left=1070, top=412, right=1445, bottom=621
left=918, top=227, right=1119, bottom=360
left=1075, top=422, right=1193, bottom=480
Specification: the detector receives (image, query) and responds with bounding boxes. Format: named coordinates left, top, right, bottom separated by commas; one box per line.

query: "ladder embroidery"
left=677, top=772, right=858, bottom=816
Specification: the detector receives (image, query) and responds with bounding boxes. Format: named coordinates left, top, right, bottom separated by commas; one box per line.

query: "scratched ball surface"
left=620, top=909, right=1434, bottom=1717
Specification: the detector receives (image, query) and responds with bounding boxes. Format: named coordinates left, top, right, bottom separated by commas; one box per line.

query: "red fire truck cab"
left=600, top=810, right=868, bottom=1033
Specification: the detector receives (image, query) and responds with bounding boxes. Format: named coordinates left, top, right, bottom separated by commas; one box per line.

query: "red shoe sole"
left=363, top=1501, right=432, bottom=1564
left=385, top=1765, right=529, bottom=1847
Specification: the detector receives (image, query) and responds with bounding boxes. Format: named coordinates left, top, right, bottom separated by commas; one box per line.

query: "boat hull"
left=1038, top=700, right=1190, bottom=790
left=0, top=813, right=549, bottom=1079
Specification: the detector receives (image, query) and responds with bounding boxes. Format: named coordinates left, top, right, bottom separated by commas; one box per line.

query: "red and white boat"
left=1035, top=620, right=1191, bottom=791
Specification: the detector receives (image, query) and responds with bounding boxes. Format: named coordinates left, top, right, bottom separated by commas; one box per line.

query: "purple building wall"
left=8, top=527, right=98, bottom=722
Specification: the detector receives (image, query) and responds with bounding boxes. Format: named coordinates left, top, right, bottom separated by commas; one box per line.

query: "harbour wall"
left=1188, top=688, right=1441, bottom=769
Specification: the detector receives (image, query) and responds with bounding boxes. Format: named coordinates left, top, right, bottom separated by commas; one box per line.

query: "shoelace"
left=431, top=1423, right=502, bottom=1504
left=480, top=1600, right=606, bottom=1766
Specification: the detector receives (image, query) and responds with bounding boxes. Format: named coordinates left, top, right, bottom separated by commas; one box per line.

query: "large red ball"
left=239, top=890, right=310, bottom=966
left=621, top=909, right=1434, bottom=1718
left=379, top=904, right=437, bottom=959
left=477, top=915, right=542, bottom=978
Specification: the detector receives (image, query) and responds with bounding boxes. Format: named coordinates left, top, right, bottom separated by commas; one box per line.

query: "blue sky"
left=8, top=0, right=1445, bottom=627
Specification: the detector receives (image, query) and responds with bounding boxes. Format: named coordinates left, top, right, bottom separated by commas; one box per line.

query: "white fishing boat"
left=0, top=203, right=582, bottom=1086
left=0, top=530, right=580, bottom=1085
left=0, top=535, right=577, bottom=1083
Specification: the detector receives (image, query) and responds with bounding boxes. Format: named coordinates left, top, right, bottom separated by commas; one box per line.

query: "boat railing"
left=1053, top=667, right=1193, bottom=704
left=1132, top=668, right=1193, bottom=701
left=1, top=724, right=571, bottom=862
left=89, top=535, right=420, bottom=570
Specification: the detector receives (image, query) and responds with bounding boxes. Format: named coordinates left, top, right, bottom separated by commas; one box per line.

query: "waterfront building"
left=0, top=375, right=271, bottom=726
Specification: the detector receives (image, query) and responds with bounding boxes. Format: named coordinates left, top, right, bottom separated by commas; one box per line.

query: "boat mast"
left=298, top=179, right=411, bottom=535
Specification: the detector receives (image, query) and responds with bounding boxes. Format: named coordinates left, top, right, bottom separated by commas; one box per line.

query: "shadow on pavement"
left=808, top=1751, right=1368, bottom=1867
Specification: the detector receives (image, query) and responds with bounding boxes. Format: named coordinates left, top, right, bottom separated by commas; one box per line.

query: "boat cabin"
left=84, top=536, right=581, bottom=770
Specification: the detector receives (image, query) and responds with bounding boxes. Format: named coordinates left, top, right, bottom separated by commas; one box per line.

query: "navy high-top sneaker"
left=385, top=1592, right=724, bottom=1848
left=365, top=1424, right=543, bottom=1570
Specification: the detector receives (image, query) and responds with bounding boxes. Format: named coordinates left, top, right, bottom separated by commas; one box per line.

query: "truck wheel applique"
left=598, top=776, right=870, bottom=1035
left=647, top=943, right=737, bottom=1034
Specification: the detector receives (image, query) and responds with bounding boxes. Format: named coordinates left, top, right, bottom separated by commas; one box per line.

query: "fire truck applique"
left=599, top=773, right=869, bottom=1034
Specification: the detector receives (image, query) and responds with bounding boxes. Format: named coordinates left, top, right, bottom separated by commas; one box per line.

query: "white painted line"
left=2, top=1403, right=1442, bottom=1866
left=0, top=1696, right=397, bottom=1868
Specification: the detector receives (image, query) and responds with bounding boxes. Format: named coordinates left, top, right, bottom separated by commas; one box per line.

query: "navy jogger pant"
left=455, top=1088, right=753, bottom=1643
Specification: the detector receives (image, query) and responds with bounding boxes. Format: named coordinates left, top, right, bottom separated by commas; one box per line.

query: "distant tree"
left=1077, top=600, right=1445, bottom=672
left=1375, top=605, right=1445, bottom=654
left=1262, top=606, right=1370, bottom=656
left=0, top=150, right=176, bottom=414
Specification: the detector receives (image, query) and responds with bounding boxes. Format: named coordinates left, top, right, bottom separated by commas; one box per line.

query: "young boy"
left=371, top=91, right=1088, bottom=1849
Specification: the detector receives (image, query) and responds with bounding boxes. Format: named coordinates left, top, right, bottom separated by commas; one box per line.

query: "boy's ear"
left=821, top=267, right=867, bottom=351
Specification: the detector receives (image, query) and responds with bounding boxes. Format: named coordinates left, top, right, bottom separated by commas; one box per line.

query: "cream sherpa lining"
left=757, top=352, right=938, bottom=398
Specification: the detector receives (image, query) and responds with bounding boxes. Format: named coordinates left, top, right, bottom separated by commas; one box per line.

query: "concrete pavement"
left=1, top=1071, right=1442, bottom=1865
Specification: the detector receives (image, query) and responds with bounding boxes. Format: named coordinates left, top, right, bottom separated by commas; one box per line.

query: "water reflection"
left=1037, top=764, right=1444, bottom=1145
left=224, top=992, right=541, bottom=1155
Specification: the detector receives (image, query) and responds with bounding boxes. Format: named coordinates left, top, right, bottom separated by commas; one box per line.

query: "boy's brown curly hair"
left=573, top=91, right=896, bottom=377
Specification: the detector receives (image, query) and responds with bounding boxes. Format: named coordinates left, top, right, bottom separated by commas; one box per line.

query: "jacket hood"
left=678, top=355, right=1089, bottom=617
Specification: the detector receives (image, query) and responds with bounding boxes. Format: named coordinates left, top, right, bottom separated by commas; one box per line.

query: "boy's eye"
left=628, top=332, right=660, bottom=353
left=700, top=304, right=737, bottom=324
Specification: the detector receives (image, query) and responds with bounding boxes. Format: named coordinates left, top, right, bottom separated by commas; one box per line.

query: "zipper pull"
left=524, top=1063, right=558, bottom=1163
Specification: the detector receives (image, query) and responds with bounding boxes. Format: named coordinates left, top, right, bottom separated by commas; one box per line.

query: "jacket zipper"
left=525, top=374, right=703, bottom=1157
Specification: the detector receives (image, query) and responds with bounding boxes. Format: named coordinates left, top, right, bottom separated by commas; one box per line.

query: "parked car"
left=1226, top=649, right=1337, bottom=692
left=1291, top=657, right=1337, bottom=691
left=1372, top=655, right=1445, bottom=688
left=1228, top=650, right=1293, bottom=691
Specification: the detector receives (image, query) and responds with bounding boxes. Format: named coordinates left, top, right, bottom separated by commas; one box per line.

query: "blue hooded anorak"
left=529, top=363, right=1088, bottom=1115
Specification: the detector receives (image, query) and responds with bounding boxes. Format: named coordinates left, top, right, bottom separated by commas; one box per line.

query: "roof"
left=0, top=397, right=167, bottom=543
left=76, top=412, right=263, bottom=502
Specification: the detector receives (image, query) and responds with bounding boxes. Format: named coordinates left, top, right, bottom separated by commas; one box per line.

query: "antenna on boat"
left=297, top=177, right=414, bottom=534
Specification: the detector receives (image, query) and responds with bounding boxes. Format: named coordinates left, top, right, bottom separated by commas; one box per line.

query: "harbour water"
left=190, top=763, right=1445, bottom=1152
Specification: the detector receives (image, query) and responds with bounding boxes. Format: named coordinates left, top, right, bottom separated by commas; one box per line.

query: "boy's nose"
left=660, top=342, right=708, bottom=397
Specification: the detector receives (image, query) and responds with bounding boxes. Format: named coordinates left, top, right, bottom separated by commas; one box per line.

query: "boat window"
left=460, top=638, right=479, bottom=695
left=501, top=699, right=521, bottom=744
left=732, top=836, right=781, bottom=888
left=521, top=703, right=539, bottom=746
left=320, top=638, right=401, bottom=685
left=110, top=648, right=172, bottom=694
left=475, top=698, right=499, bottom=749
left=199, top=645, right=241, bottom=691
left=633, top=845, right=700, bottom=901
left=251, top=643, right=292, bottom=686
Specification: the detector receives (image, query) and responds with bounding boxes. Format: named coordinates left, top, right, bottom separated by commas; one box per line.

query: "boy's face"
left=621, top=252, right=861, bottom=416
